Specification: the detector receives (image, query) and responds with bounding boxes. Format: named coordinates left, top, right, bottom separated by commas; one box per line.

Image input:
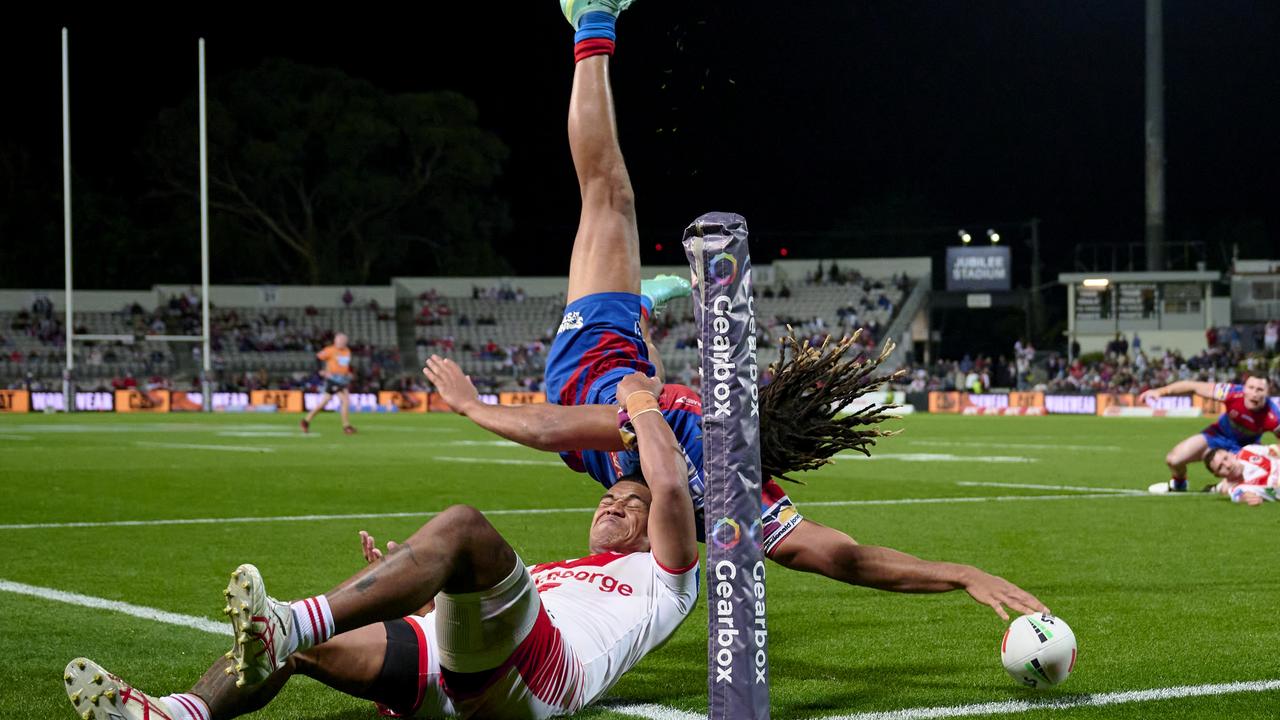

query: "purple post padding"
left=683, top=212, right=769, bottom=719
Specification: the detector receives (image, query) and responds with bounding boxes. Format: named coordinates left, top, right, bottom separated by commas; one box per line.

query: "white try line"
left=135, top=441, right=275, bottom=453
left=610, top=703, right=705, bottom=720
left=0, top=493, right=1144, bottom=532
left=0, top=433, right=32, bottom=440
left=956, top=481, right=1145, bottom=495
left=0, top=579, right=229, bottom=636
left=822, top=678, right=1280, bottom=720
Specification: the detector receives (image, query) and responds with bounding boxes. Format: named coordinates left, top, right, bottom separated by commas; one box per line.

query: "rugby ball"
left=1000, top=613, right=1077, bottom=688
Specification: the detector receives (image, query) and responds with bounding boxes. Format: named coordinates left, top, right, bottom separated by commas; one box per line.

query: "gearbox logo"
left=711, top=517, right=742, bottom=549
left=709, top=253, right=738, bottom=287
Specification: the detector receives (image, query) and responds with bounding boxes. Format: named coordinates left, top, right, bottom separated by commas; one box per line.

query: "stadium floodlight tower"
left=59, top=32, right=214, bottom=411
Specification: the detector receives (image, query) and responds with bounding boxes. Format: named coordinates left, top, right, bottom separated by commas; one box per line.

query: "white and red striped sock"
left=162, top=693, right=210, bottom=720
left=290, top=595, right=335, bottom=651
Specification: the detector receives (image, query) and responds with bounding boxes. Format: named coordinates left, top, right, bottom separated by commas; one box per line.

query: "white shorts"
left=400, top=559, right=587, bottom=719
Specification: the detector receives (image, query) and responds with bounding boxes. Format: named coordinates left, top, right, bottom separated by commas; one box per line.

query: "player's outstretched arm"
left=772, top=520, right=1048, bottom=621
left=424, top=355, right=624, bottom=452
left=1138, top=380, right=1217, bottom=403
left=619, top=372, right=697, bottom=570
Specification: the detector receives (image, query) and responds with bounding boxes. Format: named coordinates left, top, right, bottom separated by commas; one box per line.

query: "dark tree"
left=145, top=59, right=511, bottom=285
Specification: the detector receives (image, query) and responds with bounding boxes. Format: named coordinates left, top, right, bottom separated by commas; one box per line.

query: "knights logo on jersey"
left=558, top=311, right=584, bottom=334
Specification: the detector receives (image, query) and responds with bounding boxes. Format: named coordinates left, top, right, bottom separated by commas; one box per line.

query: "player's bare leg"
left=302, top=392, right=334, bottom=430
left=226, top=506, right=519, bottom=687
left=65, top=625, right=393, bottom=720
left=339, top=389, right=355, bottom=433
left=1148, top=433, right=1209, bottom=493
left=565, top=52, right=640, bottom=304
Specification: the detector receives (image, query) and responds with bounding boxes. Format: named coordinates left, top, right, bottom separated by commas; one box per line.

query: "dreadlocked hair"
left=759, top=327, right=906, bottom=482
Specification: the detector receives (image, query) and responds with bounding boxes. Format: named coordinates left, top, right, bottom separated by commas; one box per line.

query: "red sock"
left=575, top=38, right=615, bottom=63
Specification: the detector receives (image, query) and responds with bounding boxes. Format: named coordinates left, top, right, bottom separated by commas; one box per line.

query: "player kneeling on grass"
left=1203, top=444, right=1279, bottom=506
left=63, top=374, right=699, bottom=720
left=1141, top=374, right=1278, bottom=494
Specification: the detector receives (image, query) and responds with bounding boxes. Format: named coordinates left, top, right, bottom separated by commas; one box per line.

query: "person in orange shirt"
left=302, top=332, right=356, bottom=435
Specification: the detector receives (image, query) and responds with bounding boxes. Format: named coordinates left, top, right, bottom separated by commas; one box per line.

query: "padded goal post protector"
left=683, top=212, right=769, bottom=719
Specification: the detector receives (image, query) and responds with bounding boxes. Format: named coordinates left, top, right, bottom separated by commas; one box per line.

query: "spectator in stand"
left=342, top=288, right=354, bottom=308
left=1266, top=320, right=1279, bottom=354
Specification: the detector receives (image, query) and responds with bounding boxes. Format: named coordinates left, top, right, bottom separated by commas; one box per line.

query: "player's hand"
left=1138, top=388, right=1161, bottom=405
left=617, top=372, right=662, bottom=408
left=961, top=568, right=1049, bottom=621
left=359, top=530, right=399, bottom=564
left=423, top=355, right=480, bottom=414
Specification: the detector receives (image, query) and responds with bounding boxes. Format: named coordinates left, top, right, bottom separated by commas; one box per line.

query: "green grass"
left=2, top=413, right=1277, bottom=719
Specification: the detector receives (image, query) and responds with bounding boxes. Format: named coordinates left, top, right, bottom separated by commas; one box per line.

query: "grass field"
left=2, top=412, right=1278, bottom=719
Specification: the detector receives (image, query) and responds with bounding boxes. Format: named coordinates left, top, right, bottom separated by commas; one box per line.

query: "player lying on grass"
left=1140, top=374, right=1278, bottom=494
left=423, top=0, right=1046, bottom=623
left=63, top=374, right=699, bottom=720
left=1202, top=444, right=1279, bottom=505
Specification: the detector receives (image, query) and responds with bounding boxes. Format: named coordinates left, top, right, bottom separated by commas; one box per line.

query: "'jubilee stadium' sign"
left=946, top=246, right=1011, bottom=292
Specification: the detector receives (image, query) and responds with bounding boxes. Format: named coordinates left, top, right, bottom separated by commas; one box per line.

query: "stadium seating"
left=2, top=276, right=909, bottom=392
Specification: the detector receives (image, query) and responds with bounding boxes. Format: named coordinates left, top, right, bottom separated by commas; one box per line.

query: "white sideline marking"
left=823, top=678, right=1280, bottom=720
left=446, top=439, right=524, bottom=448
left=956, top=481, right=1145, bottom=495
left=0, top=494, right=1142, bottom=531
left=610, top=703, right=705, bottom=720
left=432, top=456, right=565, bottom=467
left=0, top=579, right=229, bottom=636
left=906, top=440, right=1124, bottom=452
left=838, top=453, right=1036, bottom=464
left=135, top=441, right=275, bottom=453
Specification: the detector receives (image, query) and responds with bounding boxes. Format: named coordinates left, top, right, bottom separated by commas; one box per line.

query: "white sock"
left=162, top=693, right=210, bottom=720
left=290, top=595, right=335, bottom=652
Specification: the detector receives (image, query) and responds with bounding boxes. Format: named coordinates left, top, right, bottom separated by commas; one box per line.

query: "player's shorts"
left=372, top=559, right=586, bottom=719
left=1200, top=426, right=1252, bottom=453
left=325, top=374, right=352, bottom=395
left=544, top=292, right=654, bottom=408
left=759, top=478, right=804, bottom=556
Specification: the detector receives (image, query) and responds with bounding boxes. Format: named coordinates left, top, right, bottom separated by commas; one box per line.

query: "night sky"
left=4, top=2, right=1278, bottom=286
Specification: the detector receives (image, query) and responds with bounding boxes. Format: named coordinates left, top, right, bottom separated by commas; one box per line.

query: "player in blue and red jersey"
left=421, top=0, right=1046, bottom=623
left=1140, top=373, right=1280, bottom=493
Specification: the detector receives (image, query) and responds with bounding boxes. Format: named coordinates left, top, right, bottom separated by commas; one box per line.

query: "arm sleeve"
left=650, top=555, right=699, bottom=616
left=1213, top=383, right=1237, bottom=401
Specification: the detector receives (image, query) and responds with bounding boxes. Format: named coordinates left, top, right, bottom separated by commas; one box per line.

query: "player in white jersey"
left=62, top=369, right=698, bottom=720
left=1204, top=444, right=1279, bottom=505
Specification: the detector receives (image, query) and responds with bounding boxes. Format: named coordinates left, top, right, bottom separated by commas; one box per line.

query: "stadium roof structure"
left=1057, top=270, right=1221, bottom=284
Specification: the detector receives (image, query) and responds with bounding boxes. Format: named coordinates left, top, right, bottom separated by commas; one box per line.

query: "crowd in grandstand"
left=901, top=323, right=1280, bottom=395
